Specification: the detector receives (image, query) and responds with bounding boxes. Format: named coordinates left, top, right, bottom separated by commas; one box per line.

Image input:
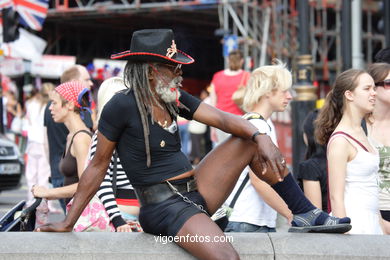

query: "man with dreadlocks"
left=37, top=29, right=352, bottom=259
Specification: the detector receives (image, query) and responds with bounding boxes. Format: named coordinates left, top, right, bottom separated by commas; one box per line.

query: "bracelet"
left=251, top=130, right=265, bottom=142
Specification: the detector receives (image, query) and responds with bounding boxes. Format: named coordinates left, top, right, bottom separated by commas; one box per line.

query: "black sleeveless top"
left=59, top=130, right=92, bottom=202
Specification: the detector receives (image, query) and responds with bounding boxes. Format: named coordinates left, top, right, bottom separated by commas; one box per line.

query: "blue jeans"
left=121, top=212, right=138, bottom=222
left=225, top=221, right=276, bottom=233
left=178, top=123, right=190, bottom=156
left=51, top=178, right=66, bottom=213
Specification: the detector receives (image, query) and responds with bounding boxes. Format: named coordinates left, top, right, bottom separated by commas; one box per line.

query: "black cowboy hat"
left=110, top=29, right=195, bottom=65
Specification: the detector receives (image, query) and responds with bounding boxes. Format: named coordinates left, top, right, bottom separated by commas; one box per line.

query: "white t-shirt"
left=25, top=98, right=45, bottom=144
left=224, top=118, right=278, bottom=228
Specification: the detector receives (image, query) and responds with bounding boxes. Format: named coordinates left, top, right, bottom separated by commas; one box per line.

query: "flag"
left=2, top=27, right=47, bottom=60
left=13, top=0, right=48, bottom=31
left=0, top=0, right=12, bottom=10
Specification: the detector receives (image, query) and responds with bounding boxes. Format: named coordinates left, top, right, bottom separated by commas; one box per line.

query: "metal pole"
left=292, top=0, right=316, bottom=176
left=243, top=1, right=249, bottom=70
left=252, top=4, right=258, bottom=69
left=260, top=7, right=271, bottom=66
left=297, top=0, right=309, bottom=54
left=336, top=3, right=342, bottom=75
left=341, top=0, right=352, bottom=70
left=351, top=0, right=364, bottom=69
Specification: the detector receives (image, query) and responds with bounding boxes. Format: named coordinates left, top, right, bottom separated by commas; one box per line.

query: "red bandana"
left=55, top=81, right=90, bottom=108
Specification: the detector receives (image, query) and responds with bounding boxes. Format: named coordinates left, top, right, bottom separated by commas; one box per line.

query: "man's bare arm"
left=36, top=132, right=116, bottom=232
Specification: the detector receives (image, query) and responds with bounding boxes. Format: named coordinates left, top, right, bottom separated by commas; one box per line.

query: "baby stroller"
left=0, top=198, right=42, bottom=232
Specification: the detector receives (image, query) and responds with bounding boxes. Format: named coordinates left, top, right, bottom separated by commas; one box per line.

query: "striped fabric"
left=88, top=132, right=133, bottom=227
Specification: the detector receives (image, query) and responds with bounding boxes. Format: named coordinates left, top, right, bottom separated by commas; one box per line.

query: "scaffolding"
left=308, top=0, right=385, bottom=85
left=48, top=0, right=386, bottom=84
left=218, top=0, right=386, bottom=87
left=216, top=0, right=298, bottom=70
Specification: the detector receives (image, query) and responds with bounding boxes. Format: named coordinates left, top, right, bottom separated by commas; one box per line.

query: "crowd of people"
left=3, top=28, right=389, bottom=259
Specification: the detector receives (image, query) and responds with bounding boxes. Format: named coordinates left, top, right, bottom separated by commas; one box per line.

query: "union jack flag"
left=13, top=0, right=48, bottom=31
left=0, top=0, right=12, bottom=10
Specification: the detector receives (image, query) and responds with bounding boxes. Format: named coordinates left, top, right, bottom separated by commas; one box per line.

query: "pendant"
left=158, top=120, right=168, bottom=128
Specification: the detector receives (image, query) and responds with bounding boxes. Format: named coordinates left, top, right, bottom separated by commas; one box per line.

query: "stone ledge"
left=0, top=232, right=389, bottom=259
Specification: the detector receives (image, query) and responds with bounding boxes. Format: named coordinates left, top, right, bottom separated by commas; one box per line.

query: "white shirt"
left=25, top=98, right=45, bottom=144
left=224, top=118, right=278, bottom=227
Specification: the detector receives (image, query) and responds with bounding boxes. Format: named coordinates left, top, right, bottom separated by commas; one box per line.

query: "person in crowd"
left=90, top=76, right=141, bottom=232
left=366, top=63, right=390, bottom=234
left=297, top=109, right=328, bottom=212
left=32, top=81, right=93, bottom=206
left=24, top=83, right=56, bottom=223
left=200, top=89, right=213, bottom=155
left=315, top=69, right=383, bottom=234
left=177, top=116, right=190, bottom=157
left=375, top=47, right=390, bottom=64
left=43, top=65, right=93, bottom=212
left=209, top=49, right=250, bottom=144
left=4, top=90, right=22, bottom=131
left=188, top=90, right=209, bottom=165
left=224, top=60, right=293, bottom=233
left=37, top=29, right=351, bottom=259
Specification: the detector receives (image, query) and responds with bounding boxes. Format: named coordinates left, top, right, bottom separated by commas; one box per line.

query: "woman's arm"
left=209, top=83, right=217, bottom=107
left=249, top=171, right=292, bottom=222
left=208, top=84, right=218, bottom=143
left=193, top=102, right=285, bottom=178
left=302, top=180, right=323, bottom=210
left=327, top=137, right=351, bottom=218
left=32, top=183, right=78, bottom=200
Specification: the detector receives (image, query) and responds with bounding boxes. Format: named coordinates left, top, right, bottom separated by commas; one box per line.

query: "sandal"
left=288, top=208, right=352, bottom=233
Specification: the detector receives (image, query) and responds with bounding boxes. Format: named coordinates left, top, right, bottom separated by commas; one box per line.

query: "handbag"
left=67, top=195, right=115, bottom=232
left=211, top=172, right=250, bottom=230
left=231, top=71, right=250, bottom=110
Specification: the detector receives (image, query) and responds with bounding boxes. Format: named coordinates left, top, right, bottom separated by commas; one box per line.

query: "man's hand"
left=254, top=134, right=287, bottom=182
left=35, top=222, right=73, bottom=232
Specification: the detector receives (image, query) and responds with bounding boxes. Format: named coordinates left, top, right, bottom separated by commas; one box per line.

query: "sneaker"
left=288, top=208, right=352, bottom=233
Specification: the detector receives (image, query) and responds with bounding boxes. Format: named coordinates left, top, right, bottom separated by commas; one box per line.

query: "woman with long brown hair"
left=315, top=69, right=382, bottom=234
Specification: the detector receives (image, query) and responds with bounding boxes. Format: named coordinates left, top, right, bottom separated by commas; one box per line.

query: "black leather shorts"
left=138, top=190, right=208, bottom=236
left=380, top=210, right=390, bottom=221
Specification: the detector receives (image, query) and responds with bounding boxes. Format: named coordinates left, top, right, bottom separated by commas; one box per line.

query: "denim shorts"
left=138, top=191, right=208, bottom=236
left=225, top=221, right=276, bottom=233
left=120, top=212, right=138, bottom=222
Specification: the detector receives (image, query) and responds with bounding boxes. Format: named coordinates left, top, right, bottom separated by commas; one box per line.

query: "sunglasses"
left=376, top=79, right=390, bottom=89
left=159, top=63, right=182, bottom=74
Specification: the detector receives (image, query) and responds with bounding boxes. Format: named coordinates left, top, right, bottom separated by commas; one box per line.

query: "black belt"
left=134, top=178, right=197, bottom=206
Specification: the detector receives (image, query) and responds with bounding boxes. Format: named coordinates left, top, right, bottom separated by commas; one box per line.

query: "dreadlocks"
left=123, top=61, right=184, bottom=167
